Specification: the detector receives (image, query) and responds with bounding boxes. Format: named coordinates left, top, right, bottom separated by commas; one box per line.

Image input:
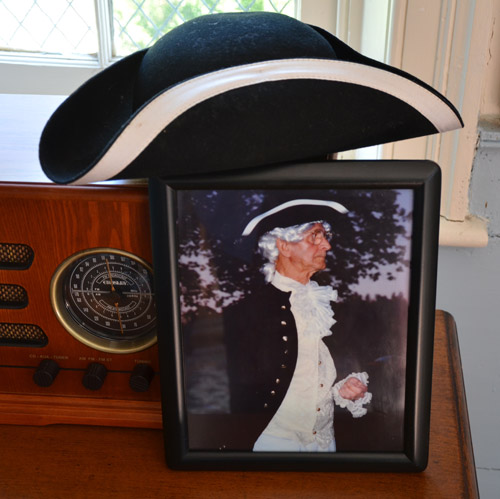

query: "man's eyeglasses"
left=305, top=229, right=332, bottom=245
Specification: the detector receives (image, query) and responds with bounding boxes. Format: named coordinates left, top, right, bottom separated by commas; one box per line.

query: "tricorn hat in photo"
left=39, top=11, right=463, bottom=185
left=241, top=199, right=348, bottom=238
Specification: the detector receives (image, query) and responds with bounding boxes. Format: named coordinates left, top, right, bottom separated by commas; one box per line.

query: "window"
left=0, top=0, right=98, bottom=64
left=0, top=1, right=298, bottom=64
left=1, top=0, right=335, bottom=94
left=0, top=0, right=491, bottom=246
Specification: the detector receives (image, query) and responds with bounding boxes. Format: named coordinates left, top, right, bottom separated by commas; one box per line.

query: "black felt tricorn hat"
left=241, top=199, right=348, bottom=238
left=39, top=11, right=463, bottom=185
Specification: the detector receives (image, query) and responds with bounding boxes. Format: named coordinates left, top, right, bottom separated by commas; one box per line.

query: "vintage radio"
left=0, top=180, right=162, bottom=428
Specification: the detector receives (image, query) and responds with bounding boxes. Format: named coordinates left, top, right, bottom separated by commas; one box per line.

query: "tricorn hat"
left=39, top=11, right=463, bottom=185
left=242, top=199, right=348, bottom=238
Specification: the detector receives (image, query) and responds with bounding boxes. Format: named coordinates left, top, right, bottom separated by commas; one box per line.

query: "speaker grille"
left=0, top=284, right=28, bottom=309
left=0, top=323, right=48, bottom=347
left=0, top=243, right=34, bottom=270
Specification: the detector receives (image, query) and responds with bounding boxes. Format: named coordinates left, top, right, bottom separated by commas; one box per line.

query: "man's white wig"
left=257, top=221, right=331, bottom=282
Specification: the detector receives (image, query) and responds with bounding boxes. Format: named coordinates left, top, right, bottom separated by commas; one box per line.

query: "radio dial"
left=50, top=248, right=157, bottom=354
left=129, top=364, right=155, bottom=392
left=82, top=363, right=107, bottom=390
left=33, top=359, right=60, bottom=387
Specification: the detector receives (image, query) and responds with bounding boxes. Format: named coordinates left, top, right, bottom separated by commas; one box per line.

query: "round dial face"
left=51, top=249, right=157, bottom=353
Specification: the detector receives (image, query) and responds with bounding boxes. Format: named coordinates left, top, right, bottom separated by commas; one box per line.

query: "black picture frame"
left=149, top=160, right=440, bottom=472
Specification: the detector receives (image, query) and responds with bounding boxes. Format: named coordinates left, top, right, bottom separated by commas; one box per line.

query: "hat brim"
left=242, top=198, right=348, bottom=237
left=39, top=14, right=463, bottom=185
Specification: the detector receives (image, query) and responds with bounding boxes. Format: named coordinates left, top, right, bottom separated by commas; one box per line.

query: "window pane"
left=0, top=0, right=98, bottom=57
left=112, top=0, right=298, bottom=57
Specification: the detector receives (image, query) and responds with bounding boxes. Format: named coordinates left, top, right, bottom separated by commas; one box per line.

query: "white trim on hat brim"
left=241, top=198, right=349, bottom=236
left=70, top=58, right=463, bottom=185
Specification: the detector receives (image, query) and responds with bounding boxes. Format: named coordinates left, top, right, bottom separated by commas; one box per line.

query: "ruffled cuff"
left=332, top=372, right=372, bottom=418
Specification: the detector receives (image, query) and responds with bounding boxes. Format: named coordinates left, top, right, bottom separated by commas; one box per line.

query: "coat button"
left=264, top=403, right=268, bottom=408
left=270, top=390, right=276, bottom=396
left=280, top=320, right=287, bottom=326
left=281, top=305, right=286, bottom=310
left=275, top=378, right=280, bottom=384
left=282, top=336, right=288, bottom=342
left=281, top=364, right=287, bottom=369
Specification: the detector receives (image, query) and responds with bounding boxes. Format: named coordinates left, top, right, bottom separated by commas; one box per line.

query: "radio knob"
left=33, top=359, right=60, bottom=387
left=129, top=364, right=155, bottom=392
left=82, top=362, right=107, bottom=390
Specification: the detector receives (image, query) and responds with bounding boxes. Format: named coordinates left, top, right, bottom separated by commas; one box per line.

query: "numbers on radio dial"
left=50, top=248, right=157, bottom=354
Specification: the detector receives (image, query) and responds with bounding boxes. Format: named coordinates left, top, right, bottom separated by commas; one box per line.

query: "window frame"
left=386, top=0, right=490, bottom=247
left=334, top=0, right=490, bottom=247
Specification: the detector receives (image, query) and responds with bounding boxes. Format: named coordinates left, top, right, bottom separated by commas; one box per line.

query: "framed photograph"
left=149, top=160, right=440, bottom=471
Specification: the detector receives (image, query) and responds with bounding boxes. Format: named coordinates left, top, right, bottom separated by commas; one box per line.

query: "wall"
left=436, top=150, right=500, bottom=498
left=435, top=3, right=500, bottom=497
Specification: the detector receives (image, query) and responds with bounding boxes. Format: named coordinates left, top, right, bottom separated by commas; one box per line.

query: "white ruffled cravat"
left=287, top=279, right=338, bottom=339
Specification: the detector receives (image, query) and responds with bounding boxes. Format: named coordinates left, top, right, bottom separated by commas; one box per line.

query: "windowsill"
left=439, top=216, right=488, bottom=248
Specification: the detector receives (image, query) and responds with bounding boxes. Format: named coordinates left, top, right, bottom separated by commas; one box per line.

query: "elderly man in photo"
left=224, top=199, right=372, bottom=452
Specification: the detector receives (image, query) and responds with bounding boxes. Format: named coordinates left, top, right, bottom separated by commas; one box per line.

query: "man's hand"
left=338, top=376, right=368, bottom=401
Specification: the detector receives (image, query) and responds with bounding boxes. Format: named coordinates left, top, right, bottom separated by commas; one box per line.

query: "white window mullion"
left=333, top=0, right=351, bottom=44
left=95, top=0, right=115, bottom=68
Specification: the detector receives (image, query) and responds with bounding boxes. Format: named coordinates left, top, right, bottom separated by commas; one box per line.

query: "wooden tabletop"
left=0, top=310, right=478, bottom=498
